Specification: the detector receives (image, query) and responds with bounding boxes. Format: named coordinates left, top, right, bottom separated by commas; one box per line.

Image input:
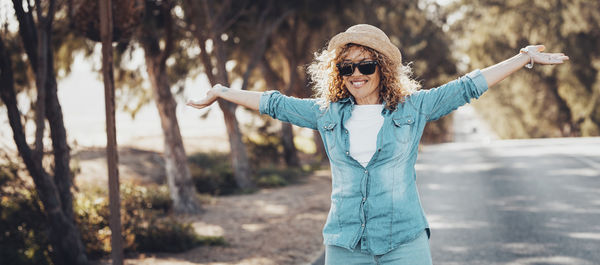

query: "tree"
left=0, top=0, right=88, bottom=264
left=348, top=0, right=459, bottom=142
left=139, top=0, right=202, bottom=213
left=260, top=0, right=459, bottom=147
left=71, top=0, right=202, bottom=213
left=446, top=0, right=600, bottom=138
left=182, top=0, right=291, bottom=188
left=98, top=0, right=124, bottom=262
left=258, top=1, right=342, bottom=165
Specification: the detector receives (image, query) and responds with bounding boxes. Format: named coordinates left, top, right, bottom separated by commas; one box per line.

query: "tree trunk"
left=139, top=0, right=201, bottom=214
left=99, top=0, right=124, bottom=263
left=144, top=53, right=202, bottom=213
left=213, top=36, right=255, bottom=189
left=218, top=100, right=255, bottom=189
left=1, top=29, right=89, bottom=265
left=280, top=77, right=300, bottom=167
left=547, top=75, right=576, bottom=136
left=260, top=54, right=300, bottom=167
left=280, top=122, right=300, bottom=167
left=313, top=130, right=328, bottom=163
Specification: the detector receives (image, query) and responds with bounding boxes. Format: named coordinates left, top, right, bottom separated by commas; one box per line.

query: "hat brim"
left=327, top=31, right=402, bottom=66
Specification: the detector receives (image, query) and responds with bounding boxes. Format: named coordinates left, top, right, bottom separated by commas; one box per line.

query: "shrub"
left=75, top=183, right=219, bottom=257
left=1, top=168, right=221, bottom=265
left=188, top=117, right=318, bottom=194
left=254, top=166, right=311, bottom=188
left=0, top=159, right=51, bottom=265
left=188, top=152, right=238, bottom=195
left=133, top=217, right=225, bottom=253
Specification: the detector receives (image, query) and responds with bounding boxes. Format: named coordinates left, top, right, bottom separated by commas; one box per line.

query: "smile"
left=351, top=80, right=367, bottom=88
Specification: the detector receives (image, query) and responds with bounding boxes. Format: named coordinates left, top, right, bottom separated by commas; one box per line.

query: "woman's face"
left=341, top=46, right=381, bottom=105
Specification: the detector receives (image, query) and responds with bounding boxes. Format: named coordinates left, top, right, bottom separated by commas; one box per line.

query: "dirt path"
left=83, top=147, right=332, bottom=265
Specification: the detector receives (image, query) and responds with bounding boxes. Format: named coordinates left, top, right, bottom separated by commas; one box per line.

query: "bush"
left=0, top=160, right=52, bottom=265
left=0, top=163, right=221, bottom=265
left=75, top=183, right=221, bottom=257
left=133, top=217, right=225, bottom=252
left=188, top=152, right=238, bottom=195
left=189, top=150, right=314, bottom=193
left=188, top=117, right=318, bottom=194
left=254, top=166, right=311, bottom=188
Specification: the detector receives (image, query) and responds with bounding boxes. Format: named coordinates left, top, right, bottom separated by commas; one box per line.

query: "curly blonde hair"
left=308, top=44, right=420, bottom=111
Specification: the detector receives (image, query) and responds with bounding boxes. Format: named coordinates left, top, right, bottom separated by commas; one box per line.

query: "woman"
left=187, top=24, right=568, bottom=264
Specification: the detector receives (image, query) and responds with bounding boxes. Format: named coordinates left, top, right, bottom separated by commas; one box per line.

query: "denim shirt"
left=259, top=70, right=488, bottom=255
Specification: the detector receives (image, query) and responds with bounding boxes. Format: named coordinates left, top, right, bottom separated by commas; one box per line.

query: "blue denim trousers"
left=325, top=230, right=433, bottom=265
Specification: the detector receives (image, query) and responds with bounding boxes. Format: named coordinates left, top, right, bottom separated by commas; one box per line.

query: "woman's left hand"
left=521, top=45, right=569, bottom=65
left=186, top=87, right=219, bottom=109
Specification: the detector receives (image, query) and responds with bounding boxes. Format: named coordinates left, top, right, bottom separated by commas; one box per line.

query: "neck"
left=355, top=96, right=381, bottom=105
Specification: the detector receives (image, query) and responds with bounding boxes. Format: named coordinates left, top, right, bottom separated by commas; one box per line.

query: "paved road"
left=312, top=137, right=600, bottom=265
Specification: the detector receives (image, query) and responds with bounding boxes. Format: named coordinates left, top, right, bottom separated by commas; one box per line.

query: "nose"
left=351, top=65, right=362, bottom=76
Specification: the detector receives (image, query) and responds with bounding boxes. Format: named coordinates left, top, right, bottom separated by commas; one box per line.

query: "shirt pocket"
left=392, top=115, right=415, bottom=143
left=321, top=121, right=338, bottom=151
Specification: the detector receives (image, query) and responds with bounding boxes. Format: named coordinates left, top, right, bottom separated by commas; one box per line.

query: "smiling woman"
left=186, top=24, right=568, bottom=265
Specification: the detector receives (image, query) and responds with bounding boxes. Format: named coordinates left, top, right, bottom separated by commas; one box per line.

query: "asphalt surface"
left=311, top=137, right=600, bottom=265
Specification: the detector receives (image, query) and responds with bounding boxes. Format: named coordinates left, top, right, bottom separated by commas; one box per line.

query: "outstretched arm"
left=186, top=85, right=320, bottom=129
left=186, top=84, right=262, bottom=111
left=481, top=45, right=569, bottom=88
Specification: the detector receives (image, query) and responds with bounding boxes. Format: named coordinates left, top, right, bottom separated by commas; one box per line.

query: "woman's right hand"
left=186, top=84, right=225, bottom=109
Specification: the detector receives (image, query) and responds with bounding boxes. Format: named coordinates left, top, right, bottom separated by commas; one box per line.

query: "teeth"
left=352, top=81, right=366, bottom=87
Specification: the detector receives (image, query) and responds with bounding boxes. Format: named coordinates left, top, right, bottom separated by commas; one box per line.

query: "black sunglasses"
left=336, top=61, right=378, bottom=76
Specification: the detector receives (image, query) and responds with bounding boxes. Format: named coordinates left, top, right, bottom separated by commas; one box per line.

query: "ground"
left=76, top=147, right=331, bottom=265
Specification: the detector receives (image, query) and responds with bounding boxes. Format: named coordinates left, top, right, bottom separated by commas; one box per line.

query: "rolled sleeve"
left=259, top=90, right=278, bottom=116
left=259, top=90, right=320, bottom=130
left=464, top=69, right=489, bottom=99
left=408, top=69, right=489, bottom=121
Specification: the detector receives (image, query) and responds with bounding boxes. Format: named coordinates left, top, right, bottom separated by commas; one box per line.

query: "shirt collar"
left=338, top=96, right=391, bottom=115
left=338, top=96, right=356, bottom=105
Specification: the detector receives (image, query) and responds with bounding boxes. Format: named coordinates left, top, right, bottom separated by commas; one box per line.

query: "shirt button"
left=364, top=170, right=368, bottom=174
left=345, top=130, right=348, bottom=134
left=361, top=223, right=365, bottom=227
left=346, top=151, right=349, bottom=155
left=362, top=197, right=366, bottom=202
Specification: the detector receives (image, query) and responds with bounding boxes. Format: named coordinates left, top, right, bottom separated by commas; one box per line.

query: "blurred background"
left=1, top=0, right=598, bottom=264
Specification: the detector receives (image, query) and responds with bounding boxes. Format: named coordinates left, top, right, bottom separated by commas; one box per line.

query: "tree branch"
left=218, top=0, right=250, bottom=33
left=240, top=10, right=293, bottom=91
left=12, top=0, right=38, bottom=70
left=260, top=54, right=285, bottom=89
left=159, top=0, right=175, bottom=66
left=0, top=33, right=39, bottom=176
left=185, top=0, right=215, bottom=85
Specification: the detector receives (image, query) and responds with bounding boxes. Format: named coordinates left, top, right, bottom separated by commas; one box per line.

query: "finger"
left=186, top=102, right=208, bottom=109
left=186, top=99, right=200, bottom=105
left=547, top=53, right=565, bottom=57
left=546, top=56, right=569, bottom=64
left=536, top=45, right=545, bottom=52
left=186, top=99, right=207, bottom=107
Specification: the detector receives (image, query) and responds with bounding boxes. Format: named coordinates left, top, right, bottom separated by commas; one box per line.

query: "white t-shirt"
left=344, top=104, right=384, bottom=167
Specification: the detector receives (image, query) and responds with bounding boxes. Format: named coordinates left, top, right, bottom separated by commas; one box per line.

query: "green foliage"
left=133, top=217, right=226, bottom=253
left=188, top=121, right=316, bottom=194
left=1, top=166, right=216, bottom=264
left=255, top=165, right=311, bottom=187
left=75, top=183, right=214, bottom=258
left=188, top=152, right=239, bottom=195
left=243, top=116, right=284, bottom=167
left=446, top=0, right=600, bottom=138
left=0, top=160, right=52, bottom=265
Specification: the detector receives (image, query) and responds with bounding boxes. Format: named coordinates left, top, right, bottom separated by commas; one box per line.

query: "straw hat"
left=327, top=24, right=402, bottom=67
